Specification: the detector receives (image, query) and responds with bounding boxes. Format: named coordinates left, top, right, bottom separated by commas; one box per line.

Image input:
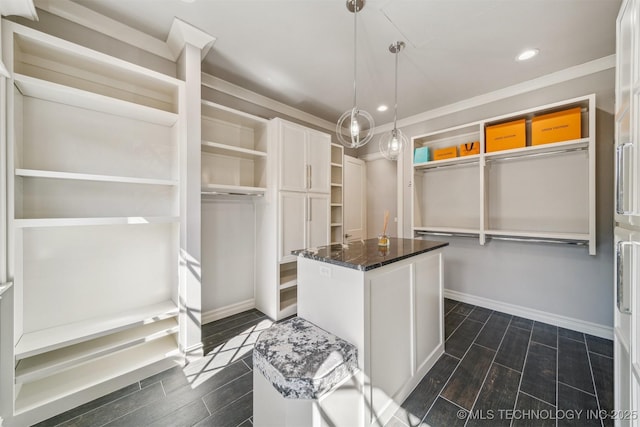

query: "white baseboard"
left=202, top=299, right=255, bottom=324
left=444, top=289, right=614, bottom=340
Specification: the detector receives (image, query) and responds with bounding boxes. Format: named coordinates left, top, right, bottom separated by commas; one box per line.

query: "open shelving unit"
left=200, top=100, right=269, bottom=197
left=330, top=143, right=344, bottom=244
left=412, top=95, right=596, bottom=254
left=3, top=21, right=185, bottom=423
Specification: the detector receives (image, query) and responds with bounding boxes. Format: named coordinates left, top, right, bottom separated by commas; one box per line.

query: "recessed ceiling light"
left=377, top=105, right=388, bottom=112
left=516, top=49, right=539, bottom=61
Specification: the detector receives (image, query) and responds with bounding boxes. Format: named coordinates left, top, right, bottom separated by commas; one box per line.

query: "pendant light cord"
left=393, top=44, right=398, bottom=131
left=352, top=1, right=358, bottom=108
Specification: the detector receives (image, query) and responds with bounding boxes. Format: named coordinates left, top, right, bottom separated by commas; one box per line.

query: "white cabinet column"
left=168, top=19, right=215, bottom=358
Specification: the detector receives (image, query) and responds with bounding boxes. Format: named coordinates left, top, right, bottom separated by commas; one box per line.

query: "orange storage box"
left=432, top=146, right=457, bottom=160
left=485, top=119, right=526, bottom=153
left=459, top=141, right=480, bottom=156
left=531, top=107, right=581, bottom=146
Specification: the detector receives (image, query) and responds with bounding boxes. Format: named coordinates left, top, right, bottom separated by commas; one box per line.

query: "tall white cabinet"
left=1, top=22, right=187, bottom=425
left=615, top=0, right=640, bottom=424
left=256, top=118, right=331, bottom=320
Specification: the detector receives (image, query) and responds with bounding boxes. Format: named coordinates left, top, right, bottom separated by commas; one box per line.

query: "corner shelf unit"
left=3, top=21, right=185, bottom=424
left=201, top=100, right=269, bottom=197
left=412, top=94, right=596, bottom=255
left=330, top=143, right=344, bottom=244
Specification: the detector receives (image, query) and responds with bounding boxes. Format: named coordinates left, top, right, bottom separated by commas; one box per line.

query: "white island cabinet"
left=295, top=238, right=447, bottom=426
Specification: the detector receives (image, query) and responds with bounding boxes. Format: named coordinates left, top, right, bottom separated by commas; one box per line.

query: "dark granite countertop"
left=292, top=238, right=448, bottom=271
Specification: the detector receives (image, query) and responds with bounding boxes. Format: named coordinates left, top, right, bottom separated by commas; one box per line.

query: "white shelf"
left=331, top=183, right=343, bottom=188
left=14, top=216, right=179, bottom=228
left=484, top=138, right=589, bottom=161
left=331, top=162, right=343, bottom=167
left=13, top=74, right=178, bottom=126
left=15, top=168, right=178, bottom=186
left=331, top=223, right=343, bottom=227
left=414, top=154, right=480, bottom=170
left=16, top=318, right=179, bottom=384
left=279, top=302, right=298, bottom=318
left=201, top=183, right=266, bottom=196
left=280, top=273, right=297, bottom=290
left=15, top=336, right=181, bottom=414
left=15, top=300, right=179, bottom=360
left=485, top=229, right=590, bottom=242
left=201, top=141, right=267, bottom=160
left=201, top=99, right=268, bottom=128
left=331, top=203, right=342, bottom=207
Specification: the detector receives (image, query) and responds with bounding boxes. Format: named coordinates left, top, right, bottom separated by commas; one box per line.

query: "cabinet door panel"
left=279, top=122, right=306, bottom=192
left=414, top=252, right=443, bottom=371
left=279, top=192, right=306, bottom=262
left=308, top=130, right=331, bottom=193
left=368, top=264, right=412, bottom=421
left=307, top=194, right=330, bottom=249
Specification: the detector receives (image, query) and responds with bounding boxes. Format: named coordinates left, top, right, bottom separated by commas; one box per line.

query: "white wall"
left=201, top=199, right=256, bottom=314
left=360, top=70, right=615, bottom=333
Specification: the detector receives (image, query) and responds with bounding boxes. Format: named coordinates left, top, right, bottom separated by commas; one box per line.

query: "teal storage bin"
left=414, top=146, right=430, bottom=163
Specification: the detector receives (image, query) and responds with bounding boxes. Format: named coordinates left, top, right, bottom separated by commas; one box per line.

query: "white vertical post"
left=168, top=18, right=215, bottom=359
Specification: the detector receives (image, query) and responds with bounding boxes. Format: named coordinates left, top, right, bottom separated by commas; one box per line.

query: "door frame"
left=344, top=155, right=366, bottom=242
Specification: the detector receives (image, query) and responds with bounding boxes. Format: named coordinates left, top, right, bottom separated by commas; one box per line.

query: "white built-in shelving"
left=412, top=95, right=596, bottom=254
left=200, top=100, right=269, bottom=196
left=3, top=21, right=185, bottom=423
left=330, top=143, right=344, bottom=244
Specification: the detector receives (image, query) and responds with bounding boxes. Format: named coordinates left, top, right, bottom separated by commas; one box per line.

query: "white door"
left=279, top=121, right=307, bottom=192
left=344, top=156, right=366, bottom=242
left=307, top=193, right=330, bottom=249
left=307, top=130, right=331, bottom=194
left=279, top=191, right=306, bottom=262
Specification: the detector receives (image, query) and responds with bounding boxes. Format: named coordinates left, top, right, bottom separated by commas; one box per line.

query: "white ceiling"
left=72, top=0, right=620, bottom=126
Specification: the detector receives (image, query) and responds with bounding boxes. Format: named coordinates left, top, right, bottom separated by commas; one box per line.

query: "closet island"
left=294, top=237, right=447, bottom=426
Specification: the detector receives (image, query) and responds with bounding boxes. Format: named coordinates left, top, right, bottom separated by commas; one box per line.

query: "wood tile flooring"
left=38, top=300, right=613, bottom=427
left=392, top=299, right=614, bottom=427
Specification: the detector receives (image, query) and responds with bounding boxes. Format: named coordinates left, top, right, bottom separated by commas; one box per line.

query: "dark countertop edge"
left=293, top=239, right=448, bottom=271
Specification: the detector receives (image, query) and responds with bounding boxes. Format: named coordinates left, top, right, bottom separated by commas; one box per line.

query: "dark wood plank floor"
left=38, top=300, right=613, bottom=427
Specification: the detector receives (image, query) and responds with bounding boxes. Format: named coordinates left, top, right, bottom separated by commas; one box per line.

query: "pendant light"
left=379, top=41, right=408, bottom=161
left=336, top=0, right=374, bottom=149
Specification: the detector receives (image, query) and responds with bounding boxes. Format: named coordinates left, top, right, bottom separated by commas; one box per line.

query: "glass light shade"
left=336, top=107, right=375, bottom=148
left=379, top=128, right=408, bottom=160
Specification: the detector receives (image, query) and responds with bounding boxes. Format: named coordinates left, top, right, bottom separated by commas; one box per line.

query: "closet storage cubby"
left=3, top=21, right=184, bottom=421
left=201, top=100, right=268, bottom=195
left=330, top=143, right=344, bottom=244
left=412, top=94, right=596, bottom=254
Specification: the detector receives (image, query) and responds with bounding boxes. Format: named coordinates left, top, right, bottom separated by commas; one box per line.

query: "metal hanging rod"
left=485, top=146, right=587, bottom=163
left=488, top=236, right=588, bottom=246
left=415, top=231, right=479, bottom=238
left=201, top=191, right=264, bottom=197
left=415, top=160, right=479, bottom=172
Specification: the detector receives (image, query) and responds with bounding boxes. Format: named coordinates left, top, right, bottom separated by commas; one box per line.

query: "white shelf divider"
left=279, top=273, right=297, bottom=290
left=201, top=183, right=266, bottom=196
left=15, top=318, right=179, bottom=384
left=15, top=336, right=181, bottom=414
left=13, top=74, right=178, bottom=126
left=15, top=168, right=178, bottom=186
left=484, top=138, right=589, bottom=161
left=15, top=300, right=179, bottom=360
left=201, top=140, right=267, bottom=160
left=14, top=216, right=180, bottom=228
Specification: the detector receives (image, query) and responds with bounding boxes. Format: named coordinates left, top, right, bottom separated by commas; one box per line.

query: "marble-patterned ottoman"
left=253, top=317, right=363, bottom=427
